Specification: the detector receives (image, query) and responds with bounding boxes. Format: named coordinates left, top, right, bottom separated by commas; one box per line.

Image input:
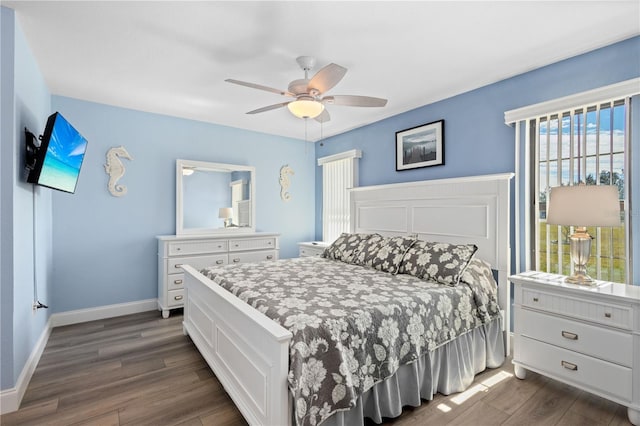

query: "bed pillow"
left=356, top=235, right=417, bottom=274
left=322, top=233, right=376, bottom=263
left=398, top=241, right=478, bottom=286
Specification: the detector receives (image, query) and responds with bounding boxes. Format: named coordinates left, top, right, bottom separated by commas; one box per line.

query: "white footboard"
left=181, top=265, right=293, bottom=426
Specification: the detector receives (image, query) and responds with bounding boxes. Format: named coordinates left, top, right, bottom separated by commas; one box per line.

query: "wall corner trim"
left=0, top=299, right=158, bottom=414
left=0, top=316, right=52, bottom=415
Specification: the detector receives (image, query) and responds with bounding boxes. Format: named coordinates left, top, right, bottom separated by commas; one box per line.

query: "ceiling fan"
left=225, top=56, right=387, bottom=123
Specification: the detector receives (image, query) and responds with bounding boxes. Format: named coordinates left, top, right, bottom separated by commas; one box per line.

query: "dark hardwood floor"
left=1, top=310, right=631, bottom=425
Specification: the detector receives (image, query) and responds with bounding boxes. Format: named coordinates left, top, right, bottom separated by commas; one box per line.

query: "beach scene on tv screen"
left=38, top=116, right=87, bottom=193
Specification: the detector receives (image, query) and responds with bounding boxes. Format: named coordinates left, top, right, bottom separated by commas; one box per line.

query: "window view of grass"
left=537, top=220, right=626, bottom=283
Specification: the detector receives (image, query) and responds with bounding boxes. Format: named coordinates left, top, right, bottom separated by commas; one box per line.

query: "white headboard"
left=350, top=173, right=514, bottom=352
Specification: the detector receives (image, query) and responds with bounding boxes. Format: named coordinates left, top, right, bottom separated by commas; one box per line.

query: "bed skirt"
left=319, top=317, right=505, bottom=426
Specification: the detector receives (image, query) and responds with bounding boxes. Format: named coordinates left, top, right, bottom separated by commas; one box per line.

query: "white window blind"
left=533, top=99, right=629, bottom=282
left=318, top=150, right=361, bottom=243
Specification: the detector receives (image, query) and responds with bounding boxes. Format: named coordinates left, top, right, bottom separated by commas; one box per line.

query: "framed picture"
left=395, top=119, right=444, bottom=171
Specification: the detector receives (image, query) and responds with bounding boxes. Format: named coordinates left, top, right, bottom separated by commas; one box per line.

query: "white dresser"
left=510, top=271, right=640, bottom=425
left=298, top=241, right=329, bottom=257
left=157, top=233, right=279, bottom=318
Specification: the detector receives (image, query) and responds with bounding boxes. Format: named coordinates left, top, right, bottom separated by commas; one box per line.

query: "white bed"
left=181, top=173, right=513, bottom=426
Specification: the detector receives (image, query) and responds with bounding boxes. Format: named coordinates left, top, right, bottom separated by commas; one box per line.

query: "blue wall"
left=315, top=36, right=640, bottom=284
left=1, top=6, right=52, bottom=390
left=49, top=96, right=316, bottom=313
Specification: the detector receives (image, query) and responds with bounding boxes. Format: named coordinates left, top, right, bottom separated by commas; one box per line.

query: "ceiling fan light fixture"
left=287, top=99, right=324, bottom=119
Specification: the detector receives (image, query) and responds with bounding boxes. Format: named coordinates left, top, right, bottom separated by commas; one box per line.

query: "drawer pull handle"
left=604, top=312, right=612, bottom=318
left=174, top=295, right=183, bottom=301
left=561, top=331, right=578, bottom=340
left=233, top=258, right=240, bottom=263
left=216, top=260, right=224, bottom=265
left=176, top=248, right=181, bottom=251
left=532, top=297, right=539, bottom=302
left=266, top=255, right=273, bottom=260
left=175, top=264, right=183, bottom=269
left=173, top=279, right=183, bottom=285
left=268, top=241, right=272, bottom=245
left=561, top=360, right=578, bottom=371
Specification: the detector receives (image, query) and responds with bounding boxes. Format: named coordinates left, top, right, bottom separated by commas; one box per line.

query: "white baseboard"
left=0, top=316, right=52, bottom=415
left=51, top=298, right=158, bottom=327
left=0, top=299, right=158, bottom=414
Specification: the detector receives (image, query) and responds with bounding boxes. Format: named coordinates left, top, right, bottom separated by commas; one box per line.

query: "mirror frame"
left=176, top=159, right=256, bottom=235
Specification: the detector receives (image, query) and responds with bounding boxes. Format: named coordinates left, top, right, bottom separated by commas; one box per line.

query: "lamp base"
left=565, top=227, right=596, bottom=286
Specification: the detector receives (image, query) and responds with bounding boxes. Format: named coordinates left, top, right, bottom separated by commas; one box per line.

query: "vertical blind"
left=318, top=150, right=361, bottom=244
left=533, top=98, right=628, bottom=282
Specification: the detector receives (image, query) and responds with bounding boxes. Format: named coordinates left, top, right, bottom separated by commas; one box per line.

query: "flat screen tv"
left=27, top=112, right=88, bottom=194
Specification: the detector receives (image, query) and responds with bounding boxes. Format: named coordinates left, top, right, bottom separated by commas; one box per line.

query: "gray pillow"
left=322, top=233, right=376, bottom=263
left=357, top=235, right=417, bottom=274
left=398, top=241, right=478, bottom=286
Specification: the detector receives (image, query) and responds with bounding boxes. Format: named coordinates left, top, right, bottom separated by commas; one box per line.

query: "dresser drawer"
left=167, top=254, right=227, bottom=274
left=168, top=273, right=185, bottom=289
left=229, top=237, right=276, bottom=252
left=167, top=289, right=185, bottom=307
left=518, top=336, right=632, bottom=401
left=517, top=307, right=633, bottom=367
left=521, top=288, right=633, bottom=330
left=168, top=240, right=228, bottom=256
left=229, top=250, right=278, bottom=264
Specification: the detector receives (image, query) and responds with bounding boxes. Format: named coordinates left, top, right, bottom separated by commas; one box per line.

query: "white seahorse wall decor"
left=279, top=165, right=295, bottom=202
left=104, top=146, right=133, bottom=197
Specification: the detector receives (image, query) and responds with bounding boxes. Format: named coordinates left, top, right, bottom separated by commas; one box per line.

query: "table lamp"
left=218, top=207, right=233, bottom=228
left=546, top=185, right=621, bottom=285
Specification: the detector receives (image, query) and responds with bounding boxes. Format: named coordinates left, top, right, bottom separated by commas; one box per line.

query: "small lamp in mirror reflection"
left=546, top=185, right=621, bottom=285
left=218, top=207, right=233, bottom=228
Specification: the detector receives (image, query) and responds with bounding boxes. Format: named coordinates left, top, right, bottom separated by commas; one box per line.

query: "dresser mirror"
left=176, top=159, right=255, bottom=235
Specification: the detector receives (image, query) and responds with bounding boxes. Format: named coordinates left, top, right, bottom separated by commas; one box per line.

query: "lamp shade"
left=287, top=99, right=324, bottom=119
left=218, top=207, right=233, bottom=219
left=546, top=185, right=621, bottom=227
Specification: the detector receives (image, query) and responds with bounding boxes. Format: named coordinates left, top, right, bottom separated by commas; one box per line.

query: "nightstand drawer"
left=521, top=288, right=633, bottom=330
left=168, top=240, right=228, bottom=256
left=167, top=254, right=227, bottom=274
left=299, top=246, right=325, bottom=257
left=518, top=336, right=632, bottom=401
left=517, top=307, right=633, bottom=367
left=229, top=237, right=276, bottom=251
left=229, top=250, right=278, bottom=264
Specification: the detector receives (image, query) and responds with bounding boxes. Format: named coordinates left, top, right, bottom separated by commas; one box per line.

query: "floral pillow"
left=398, top=241, right=478, bottom=286
left=355, top=235, right=416, bottom=274
left=322, top=233, right=376, bottom=264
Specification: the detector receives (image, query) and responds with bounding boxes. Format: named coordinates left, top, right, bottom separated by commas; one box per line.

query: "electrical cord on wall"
left=32, top=185, right=48, bottom=310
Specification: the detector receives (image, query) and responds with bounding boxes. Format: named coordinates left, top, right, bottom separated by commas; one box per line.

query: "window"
left=532, top=100, right=628, bottom=282
left=318, top=150, right=362, bottom=243
left=505, top=79, right=638, bottom=284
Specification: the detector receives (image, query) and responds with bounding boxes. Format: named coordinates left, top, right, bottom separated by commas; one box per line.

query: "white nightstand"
left=298, top=241, right=329, bottom=258
left=510, top=271, right=640, bottom=425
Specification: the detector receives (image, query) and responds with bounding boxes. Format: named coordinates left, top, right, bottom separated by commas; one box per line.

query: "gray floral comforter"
left=200, top=256, right=500, bottom=426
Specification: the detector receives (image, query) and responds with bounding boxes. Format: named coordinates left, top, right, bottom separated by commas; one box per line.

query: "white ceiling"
left=5, top=1, right=639, bottom=142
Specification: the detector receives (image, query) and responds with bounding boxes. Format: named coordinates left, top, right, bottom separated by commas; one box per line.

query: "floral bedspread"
left=200, top=257, right=500, bottom=426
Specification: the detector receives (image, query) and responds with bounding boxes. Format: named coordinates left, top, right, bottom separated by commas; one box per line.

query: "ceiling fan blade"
left=324, top=95, right=388, bottom=107
left=225, top=79, right=295, bottom=97
left=246, top=102, right=290, bottom=114
left=314, top=109, right=331, bottom=123
left=308, top=63, right=347, bottom=94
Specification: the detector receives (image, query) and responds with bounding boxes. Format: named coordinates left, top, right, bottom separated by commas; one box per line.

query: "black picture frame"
left=395, top=119, right=444, bottom=171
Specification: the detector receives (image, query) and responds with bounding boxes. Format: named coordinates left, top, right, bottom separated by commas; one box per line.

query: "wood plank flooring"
left=1, top=310, right=631, bottom=425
